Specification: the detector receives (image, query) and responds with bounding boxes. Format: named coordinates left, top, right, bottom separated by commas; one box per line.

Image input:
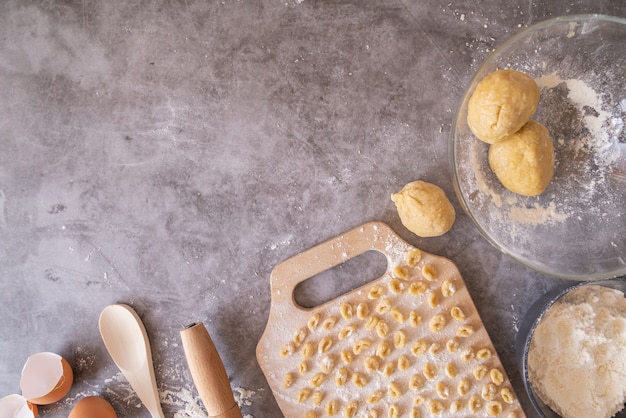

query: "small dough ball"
left=467, top=69, right=540, bottom=144
left=488, top=120, right=554, bottom=196
left=391, top=181, right=455, bottom=237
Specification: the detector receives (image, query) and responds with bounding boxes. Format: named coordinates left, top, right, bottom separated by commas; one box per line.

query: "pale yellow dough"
left=391, top=181, right=455, bottom=237
left=488, top=120, right=554, bottom=196
left=467, top=69, right=540, bottom=144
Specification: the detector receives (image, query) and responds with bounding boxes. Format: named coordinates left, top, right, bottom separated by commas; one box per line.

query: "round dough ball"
left=488, top=120, right=554, bottom=196
left=391, top=181, right=456, bottom=238
left=467, top=69, right=540, bottom=144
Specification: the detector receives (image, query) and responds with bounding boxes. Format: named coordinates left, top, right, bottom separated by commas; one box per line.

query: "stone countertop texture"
left=1, top=1, right=624, bottom=417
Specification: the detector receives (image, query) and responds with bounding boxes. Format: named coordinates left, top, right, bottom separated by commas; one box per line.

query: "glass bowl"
left=451, top=15, right=626, bottom=280
left=515, top=277, right=626, bottom=417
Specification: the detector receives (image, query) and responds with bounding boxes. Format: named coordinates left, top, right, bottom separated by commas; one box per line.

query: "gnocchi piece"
left=376, top=320, right=390, bottom=338
left=341, top=350, right=354, bottom=364
left=376, top=341, right=392, bottom=358
left=397, top=355, right=410, bottom=371
left=429, top=342, right=442, bottom=355
left=411, top=340, right=428, bottom=356
left=445, top=363, right=458, bottom=378
left=338, top=325, right=356, bottom=340
left=340, top=302, right=353, bottom=320
left=390, top=307, right=405, bottom=323
left=364, top=356, right=381, bottom=372
left=325, top=399, right=339, bottom=416
left=414, top=395, right=426, bottom=406
left=302, top=342, right=314, bottom=359
left=427, top=291, right=439, bottom=308
left=388, top=278, right=405, bottom=294
left=294, top=327, right=308, bottom=346
left=318, top=337, right=333, bottom=354
left=409, top=281, right=428, bottom=295
left=446, top=338, right=460, bottom=353
left=366, top=390, right=383, bottom=404
left=375, top=299, right=392, bottom=314
left=468, top=395, right=482, bottom=414
left=322, top=316, right=338, bottom=331
left=365, top=315, right=380, bottom=331
left=460, top=348, right=474, bottom=362
left=343, top=401, right=358, bottom=418
left=456, top=324, right=475, bottom=337
left=388, top=405, right=399, bottom=418
left=474, top=364, right=489, bottom=380
left=490, top=368, right=504, bottom=386
left=450, top=306, right=466, bottom=322
left=382, top=362, right=395, bottom=378
left=304, top=412, right=317, bottom=418
left=428, top=314, right=446, bottom=332
left=409, top=374, right=424, bottom=392
left=364, top=409, right=379, bottom=418
left=356, top=302, right=370, bottom=319
left=308, top=313, right=321, bottom=330
left=312, top=391, right=324, bottom=405
left=393, top=330, right=407, bottom=349
left=299, top=361, right=308, bottom=375
left=335, top=368, right=349, bottom=387
left=482, top=383, right=498, bottom=401
left=457, top=378, right=471, bottom=396
left=388, top=382, right=402, bottom=398
left=449, top=400, right=463, bottom=413
left=436, top=381, right=450, bottom=399
left=408, top=311, right=421, bottom=327
left=280, top=342, right=296, bottom=357
left=351, top=372, right=368, bottom=388
left=423, top=363, right=437, bottom=380
left=476, top=348, right=492, bottom=360
left=298, top=388, right=312, bottom=403
left=410, top=408, right=421, bottom=418
left=429, top=400, right=444, bottom=415
left=500, top=387, right=516, bottom=404
left=487, top=401, right=504, bottom=416
left=318, top=354, right=334, bottom=374
left=392, top=265, right=411, bottom=280
left=283, top=372, right=294, bottom=389
left=353, top=338, right=372, bottom=355
left=441, top=278, right=456, bottom=297
left=368, top=285, right=386, bottom=300
left=310, top=372, right=326, bottom=388
left=406, top=248, right=422, bottom=267
left=422, top=264, right=437, bottom=281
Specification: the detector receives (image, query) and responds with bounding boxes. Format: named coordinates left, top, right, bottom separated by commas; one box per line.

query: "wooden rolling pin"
left=180, top=322, right=243, bottom=418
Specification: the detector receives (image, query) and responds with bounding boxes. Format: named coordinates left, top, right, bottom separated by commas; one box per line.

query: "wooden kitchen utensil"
left=257, top=221, right=525, bottom=417
left=181, top=322, right=243, bottom=418
left=99, top=304, right=165, bottom=418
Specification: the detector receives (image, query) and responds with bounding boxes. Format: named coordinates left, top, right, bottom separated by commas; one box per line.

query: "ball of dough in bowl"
left=467, top=69, right=540, bottom=144
left=391, top=181, right=456, bottom=237
left=488, top=120, right=554, bottom=196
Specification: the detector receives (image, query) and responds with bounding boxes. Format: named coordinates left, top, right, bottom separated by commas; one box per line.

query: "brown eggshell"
left=20, top=352, right=74, bottom=405
left=0, top=394, right=39, bottom=418
left=68, top=396, right=117, bottom=418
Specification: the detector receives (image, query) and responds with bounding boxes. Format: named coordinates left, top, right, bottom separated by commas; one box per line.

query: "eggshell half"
left=19, top=352, right=73, bottom=405
left=0, top=394, right=38, bottom=418
left=68, top=396, right=117, bottom=418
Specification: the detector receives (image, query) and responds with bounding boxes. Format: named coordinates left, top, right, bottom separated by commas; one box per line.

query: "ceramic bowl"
left=515, top=277, right=626, bottom=417
left=451, top=15, right=626, bottom=280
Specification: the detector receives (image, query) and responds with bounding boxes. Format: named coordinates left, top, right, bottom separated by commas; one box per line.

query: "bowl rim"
left=515, top=277, right=626, bottom=417
left=450, top=14, right=626, bottom=281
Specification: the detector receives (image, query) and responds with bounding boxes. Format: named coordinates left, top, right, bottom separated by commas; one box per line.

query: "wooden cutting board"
left=257, top=221, right=525, bottom=418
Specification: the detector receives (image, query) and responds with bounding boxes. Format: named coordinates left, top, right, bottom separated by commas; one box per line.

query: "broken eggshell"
left=19, top=352, right=73, bottom=405
left=0, top=394, right=38, bottom=418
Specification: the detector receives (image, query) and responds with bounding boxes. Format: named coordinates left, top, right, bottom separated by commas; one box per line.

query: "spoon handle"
left=180, top=322, right=242, bottom=418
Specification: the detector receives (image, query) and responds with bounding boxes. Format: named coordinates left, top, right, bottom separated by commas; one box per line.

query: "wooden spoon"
left=99, top=304, right=165, bottom=418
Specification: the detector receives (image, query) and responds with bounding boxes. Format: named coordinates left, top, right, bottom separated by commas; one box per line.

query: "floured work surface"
left=257, top=222, right=525, bottom=417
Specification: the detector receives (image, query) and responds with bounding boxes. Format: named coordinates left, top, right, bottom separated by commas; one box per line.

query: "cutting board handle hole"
left=293, top=250, right=388, bottom=309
